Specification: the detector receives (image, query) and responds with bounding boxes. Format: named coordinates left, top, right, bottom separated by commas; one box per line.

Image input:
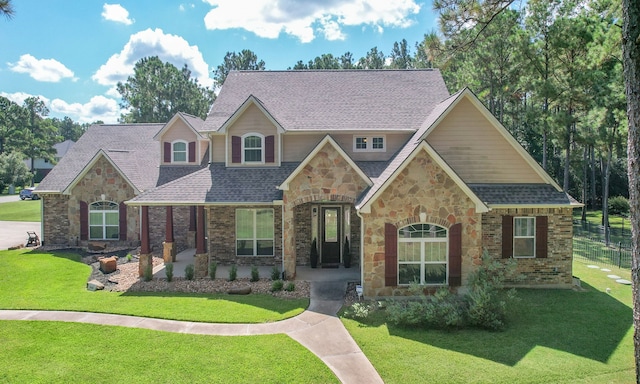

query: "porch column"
left=139, top=206, right=153, bottom=277
left=187, top=205, right=197, bottom=249
left=194, top=205, right=208, bottom=278
left=283, top=199, right=296, bottom=279
left=163, top=206, right=176, bottom=263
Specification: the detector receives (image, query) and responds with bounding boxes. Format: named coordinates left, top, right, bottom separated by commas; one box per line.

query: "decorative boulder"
left=228, top=286, right=252, bottom=295
left=87, top=279, right=105, bottom=291
left=99, top=256, right=117, bottom=273
left=88, top=242, right=107, bottom=251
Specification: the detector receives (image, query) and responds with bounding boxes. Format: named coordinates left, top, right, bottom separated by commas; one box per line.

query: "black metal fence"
left=573, top=235, right=632, bottom=269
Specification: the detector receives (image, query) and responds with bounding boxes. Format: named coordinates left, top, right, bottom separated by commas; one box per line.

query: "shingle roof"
left=37, top=123, right=164, bottom=193
left=468, top=184, right=574, bottom=206
left=203, top=70, right=450, bottom=132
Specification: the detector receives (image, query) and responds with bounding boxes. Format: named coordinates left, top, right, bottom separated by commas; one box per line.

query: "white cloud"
left=8, top=54, right=75, bottom=82
left=92, top=28, right=213, bottom=88
left=102, top=3, right=134, bottom=25
left=202, top=0, right=420, bottom=43
left=0, top=91, right=50, bottom=106
left=179, top=3, right=195, bottom=12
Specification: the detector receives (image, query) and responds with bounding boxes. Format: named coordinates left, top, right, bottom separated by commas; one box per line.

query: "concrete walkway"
left=0, top=280, right=383, bottom=384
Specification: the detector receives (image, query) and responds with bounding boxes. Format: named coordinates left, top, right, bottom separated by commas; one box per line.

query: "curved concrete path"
left=0, top=281, right=383, bottom=384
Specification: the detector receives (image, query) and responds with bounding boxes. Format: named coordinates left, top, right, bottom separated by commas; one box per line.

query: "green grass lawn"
left=0, top=322, right=338, bottom=383
left=0, top=249, right=307, bottom=323
left=342, top=261, right=634, bottom=384
left=0, top=199, right=41, bottom=222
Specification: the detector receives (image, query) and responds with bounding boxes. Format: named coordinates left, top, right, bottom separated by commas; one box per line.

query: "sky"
left=1, top=1, right=438, bottom=124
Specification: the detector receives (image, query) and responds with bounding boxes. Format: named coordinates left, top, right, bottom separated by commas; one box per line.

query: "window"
left=398, top=224, right=448, bottom=285
left=243, top=134, right=263, bottom=163
left=353, top=135, right=385, bottom=152
left=172, top=141, right=187, bottom=162
left=89, top=201, right=119, bottom=240
left=236, top=208, right=274, bottom=256
left=513, top=217, right=535, bottom=257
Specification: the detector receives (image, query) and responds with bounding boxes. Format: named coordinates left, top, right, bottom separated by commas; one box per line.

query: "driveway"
left=0, top=221, right=41, bottom=250
left=0, top=195, right=20, bottom=203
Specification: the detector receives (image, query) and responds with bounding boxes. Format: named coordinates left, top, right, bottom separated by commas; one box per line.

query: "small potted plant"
left=343, top=236, right=351, bottom=268
left=310, top=238, right=318, bottom=268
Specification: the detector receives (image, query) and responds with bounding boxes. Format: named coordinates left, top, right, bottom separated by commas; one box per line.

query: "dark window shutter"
left=80, top=201, right=88, bottom=240
left=449, top=223, right=462, bottom=286
left=164, top=142, right=171, bottom=163
left=265, top=135, right=275, bottom=163
left=119, top=202, right=127, bottom=241
left=536, top=216, right=548, bottom=258
left=385, top=223, right=398, bottom=287
left=502, top=215, right=513, bottom=258
left=231, top=136, right=241, bottom=163
left=188, top=141, right=196, bottom=163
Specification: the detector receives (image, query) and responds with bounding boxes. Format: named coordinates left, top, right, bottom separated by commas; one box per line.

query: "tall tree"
left=389, top=39, right=413, bottom=69
left=51, top=116, right=85, bottom=142
left=357, top=47, right=386, bottom=69
left=213, top=50, right=265, bottom=87
left=0, top=0, right=14, bottom=19
left=0, top=96, right=25, bottom=155
left=117, top=56, right=215, bottom=123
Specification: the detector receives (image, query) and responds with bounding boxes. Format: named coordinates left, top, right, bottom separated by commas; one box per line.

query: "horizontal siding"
left=161, top=120, right=199, bottom=165
left=428, top=98, right=545, bottom=184
left=211, top=135, right=225, bottom=162
left=282, top=134, right=325, bottom=161
left=282, top=133, right=411, bottom=162
left=227, top=104, right=279, bottom=165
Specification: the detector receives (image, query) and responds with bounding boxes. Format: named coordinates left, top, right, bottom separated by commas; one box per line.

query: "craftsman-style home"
left=36, top=70, right=579, bottom=297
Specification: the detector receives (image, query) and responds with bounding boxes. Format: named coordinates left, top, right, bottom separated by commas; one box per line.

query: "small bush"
left=250, top=266, right=260, bottom=282
left=229, top=264, right=237, bottom=281
left=126, top=253, right=132, bottom=262
left=209, top=261, right=217, bottom=280
left=165, top=263, right=174, bottom=282
left=608, top=196, right=629, bottom=216
left=271, top=280, right=284, bottom=292
left=184, top=264, right=195, bottom=281
left=271, top=265, right=281, bottom=280
left=284, top=281, right=295, bottom=291
left=344, top=302, right=373, bottom=319
left=143, top=261, right=153, bottom=282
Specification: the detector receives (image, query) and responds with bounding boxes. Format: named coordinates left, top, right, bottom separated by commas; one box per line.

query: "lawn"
left=0, top=321, right=337, bottom=383
left=0, top=249, right=307, bottom=323
left=0, top=199, right=41, bottom=222
left=342, top=260, right=634, bottom=383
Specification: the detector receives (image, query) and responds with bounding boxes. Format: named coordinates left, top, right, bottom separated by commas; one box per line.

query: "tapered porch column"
left=163, top=206, right=176, bottom=263
left=138, top=206, right=153, bottom=277
left=194, top=205, right=208, bottom=278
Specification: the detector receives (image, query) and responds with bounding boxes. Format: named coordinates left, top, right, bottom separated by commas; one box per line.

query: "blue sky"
left=1, top=1, right=438, bottom=123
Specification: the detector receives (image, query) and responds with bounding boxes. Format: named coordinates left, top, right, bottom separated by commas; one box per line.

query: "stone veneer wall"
left=208, top=205, right=283, bottom=266
left=482, top=208, right=574, bottom=287
left=282, top=143, right=370, bottom=278
left=361, top=149, right=482, bottom=297
left=42, top=194, right=71, bottom=245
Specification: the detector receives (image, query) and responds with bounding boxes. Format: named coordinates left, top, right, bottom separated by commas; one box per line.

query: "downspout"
left=356, top=209, right=365, bottom=290
left=281, top=204, right=285, bottom=279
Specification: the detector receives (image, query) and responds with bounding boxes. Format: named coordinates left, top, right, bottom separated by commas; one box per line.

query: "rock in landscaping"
left=228, top=286, right=252, bottom=295
left=99, top=256, right=117, bottom=273
left=88, top=241, right=107, bottom=251
left=87, top=279, right=105, bottom=291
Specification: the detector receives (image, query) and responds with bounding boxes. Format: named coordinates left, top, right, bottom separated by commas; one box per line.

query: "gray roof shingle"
left=203, top=69, right=450, bottom=132
left=468, top=184, right=573, bottom=206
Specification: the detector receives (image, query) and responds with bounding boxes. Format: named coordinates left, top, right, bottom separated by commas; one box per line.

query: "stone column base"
left=194, top=253, right=208, bottom=278
left=186, top=230, right=196, bottom=249
left=284, top=260, right=296, bottom=280
left=163, top=241, right=176, bottom=263
left=138, top=253, right=153, bottom=277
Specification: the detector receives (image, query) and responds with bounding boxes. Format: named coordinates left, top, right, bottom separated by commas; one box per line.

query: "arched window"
left=242, top=134, right=264, bottom=163
left=398, top=223, right=448, bottom=285
left=172, top=140, right=187, bottom=162
left=89, top=201, right=119, bottom=240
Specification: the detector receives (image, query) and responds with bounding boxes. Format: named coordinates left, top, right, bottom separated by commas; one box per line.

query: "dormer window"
left=172, top=141, right=187, bottom=162
left=243, top=134, right=264, bottom=163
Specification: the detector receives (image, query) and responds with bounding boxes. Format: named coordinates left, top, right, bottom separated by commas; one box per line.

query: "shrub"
left=184, top=264, right=195, bottom=281
left=344, top=302, right=373, bottom=319
left=608, top=196, right=630, bottom=216
left=165, top=263, right=174, bottom=282
left=271, top=265, right=281, bottom=281
left=143, top=261, right=153, bottom=282
left=126, top=253, right=132, bottom=262
left=284, top=281, right=295, bottom=292
left=209, top=261, right=217, bottom=280
left=271, top=280, right=284, bottom=292
left=228, top=264, right=237, bottom=281
left=250, top=266, right=259, bottom=282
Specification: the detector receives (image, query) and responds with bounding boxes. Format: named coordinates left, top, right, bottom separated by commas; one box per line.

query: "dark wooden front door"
left=321, top=207, right=341, bottom=265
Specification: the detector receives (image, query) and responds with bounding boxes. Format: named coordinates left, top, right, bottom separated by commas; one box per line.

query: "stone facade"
left=42, top=194, right=71, bottom=246
left=482, top=208, right=574, bottom=287
left=282, top=143, right=370, bottom=278
left=361, top=149, right=482, bottom=297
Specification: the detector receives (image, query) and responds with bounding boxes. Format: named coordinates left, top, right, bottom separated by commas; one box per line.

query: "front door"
left=321, top=207, right=341, bottom=265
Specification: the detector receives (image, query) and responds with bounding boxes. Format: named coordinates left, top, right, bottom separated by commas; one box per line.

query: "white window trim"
left=241, top=133, right=265, bottom=164
left=513, top=216, right=536, bottom=258
left=353, top=135, right=386, bottom=152
left=89, top=201, right=119, bottom=240
left=236, top=208, right=274, bottom=256
left=171, top=140, right=188, bottom=163
left=397, top=223, right=448, bottom=286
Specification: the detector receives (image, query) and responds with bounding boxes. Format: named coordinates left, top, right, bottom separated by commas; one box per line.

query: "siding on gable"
left=226, top=104, right=279, bottom=165
left=211, top=134, right=226, bottom=162
left=161, top=119, right=199, bottom=165
left=427, top=98, right=546, bottom=184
